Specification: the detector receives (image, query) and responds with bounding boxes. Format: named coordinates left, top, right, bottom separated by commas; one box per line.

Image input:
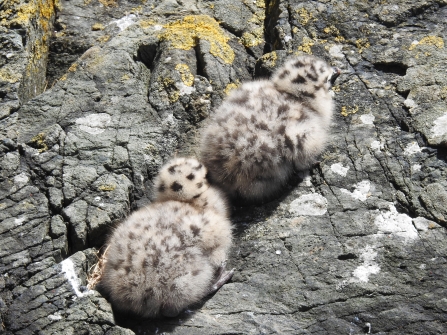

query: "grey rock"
left=1, top=0, right=447, bottom=334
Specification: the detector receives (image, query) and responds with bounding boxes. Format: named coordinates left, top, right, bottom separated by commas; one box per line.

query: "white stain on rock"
left=351, top=245, right=380, bottom=283
left=329, top=45, right=344, bottom=59
left=289, top=193, right=328, bottom=216
left=404, top=98, right=416, bottom=109
left=76, top=113, right=111, bottom=135
left=61, top=258, right=93, bottom=298
left=360, top=113, right=375, bottom=125
left=374, top=204, right=418, bottom=241
left=14, top=217, right=26, bottom=226
left=48, top=312, right=62, bottom=321
left=340, top=180, right=371, bottom=202
left=177, top=82, right=196, bottom=96
left=14, top=172, right=29, bottom=185
left=110, top=14, right=136, bottom=31
left=331, top=163, right=349, bottom=177
left=370, top=140, right=384, bottom=152
left=413, top=216, right=439, bottom=231
left=431, top=113, right=447, bottom=138
left=411, top=164, right=421, bottom=173
left=403, top=142, right=422, bottom=155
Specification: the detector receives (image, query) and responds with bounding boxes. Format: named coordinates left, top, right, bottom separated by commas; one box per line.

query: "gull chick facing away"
left=200, top=55, right=340, bottom=204
left=98, top=157, right=233, bottom=318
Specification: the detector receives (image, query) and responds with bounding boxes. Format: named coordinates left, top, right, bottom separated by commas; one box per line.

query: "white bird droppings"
left=14, top=172, right=29, bottom=185
left=14, top=217, right=26, bottom=226
left=403, top=142, right=422, bottom=155
left=330, top=163, right=350, bottom=177
left=404, top=98, right=416, bottom=109
left=329, top=45, right=344, bottom=59
left=370, top=140, right=384, bottom=152
left=351, top=245, right=380, bottom=283
left=275, top=250, right=281, bottom=255
left=289, top=193, right=328, bottom=216
left=431, top=113, right=447, bottom=138
left=61, top=258, right=93, bottom=298
left=110, top=14, right=136, bottom=31
left=374, top=204, right=418, bottom=241
left=360, top=113, right=375, bottom=125
left=411, top=164, right=421, bottom=173
left=48, top=313, right=62, bottom=321
left=177, top=82, right=196, bottom=96
left=340, top=180, right=371, bottom=202
left=76, top=113, right=111, bottom=135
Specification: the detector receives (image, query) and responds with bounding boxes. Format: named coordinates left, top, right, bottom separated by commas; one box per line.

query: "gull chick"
left=200, top=55, right=340, bottom=203
left=99, top=157, right=233, bottom=318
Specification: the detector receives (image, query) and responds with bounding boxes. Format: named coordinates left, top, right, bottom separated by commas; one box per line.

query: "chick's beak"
left=330, top=67, right=341, bottom=85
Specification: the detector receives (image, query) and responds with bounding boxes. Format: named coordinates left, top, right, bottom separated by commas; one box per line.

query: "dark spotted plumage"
left=100, top=157, right=233, bottom=318
left=200, top=55, right=340, bottom=203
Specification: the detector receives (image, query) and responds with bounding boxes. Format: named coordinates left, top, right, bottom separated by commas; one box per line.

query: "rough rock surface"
left=1, top=0, right=447, bottom=334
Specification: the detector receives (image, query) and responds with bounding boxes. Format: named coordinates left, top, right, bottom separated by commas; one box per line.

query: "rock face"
left=1, top=0, right=447, bottom=334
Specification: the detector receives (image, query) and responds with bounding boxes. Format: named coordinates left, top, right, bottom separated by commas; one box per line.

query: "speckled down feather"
left=100, top=158, right=233, bottom=318
left=200, top=55, right=339, bottom=203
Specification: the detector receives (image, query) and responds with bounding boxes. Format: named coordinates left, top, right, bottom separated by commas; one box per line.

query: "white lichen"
left=360, top=113, right=375, bottom=125
left=330, top=163, right=349, bottom=177
left=289, top=193, right=328, bottom=216
left=75, top=113, right=111, bottom=135
left=374, top=204, right=418, bottom=241
left=340, top=180, right=371, bottom=202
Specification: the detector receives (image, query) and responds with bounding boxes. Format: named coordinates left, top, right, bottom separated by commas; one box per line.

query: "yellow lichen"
left=409, top=36, right=444, bottom=51
left=295, top=7, right=314, bottom=26
left=168, top=90, right=179, bottom=103
left=340, top=105, right=359, bottom=117
left=175, top=64, right=194, bottom=87
left=260, top=51, right=277, bottom=68
left=158, top=15, right=235, bottom=64
left=97, top=35, right=110, bottom=43
left=355, top=38, right=370, bottom=53
left=158, top=77, right=179, bottom=103
left=59, top=74, right=68, bottom=81
left=139, top=20, right=156, bottom=28
left=98, top=184, right=116, bottom=191
left=30, top=133, right=48, bottom=152
left=240, top=27, right=264, bottom=47
left=297, top=37, right=314, bottom=54
left=92, top=23, right=105, bottom=31
left=255, top=0, right=265, bottom=8
left=121, top=74, right=130, bottom=81
left=331, top=85, right=340, bottom=92
left=323, top=25, right=345, bottom=42
left=224, top=80, right=240, bottom=95
left=440, top=87, right=447, bottom=100
left=98, top=0, right=117, bottom=7
left=68, top=63, right=77, bottom=72
left=131, top=6, right=143, bottom=13
left=0, top=67, right=22, bottom=83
